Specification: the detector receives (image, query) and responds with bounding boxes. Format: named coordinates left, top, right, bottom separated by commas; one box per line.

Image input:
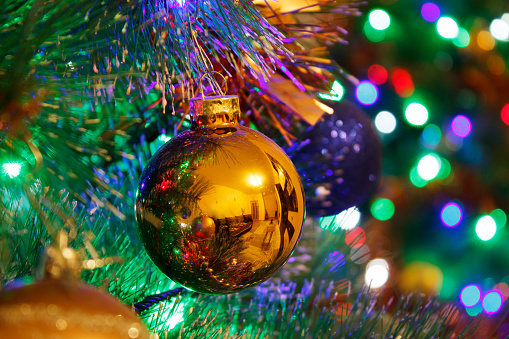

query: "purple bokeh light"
left=421, top=3, right=441, bottom=23
left=451, top=115, right=472, bottom=138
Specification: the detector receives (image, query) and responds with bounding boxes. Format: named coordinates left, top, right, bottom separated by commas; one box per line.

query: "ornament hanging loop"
left=198, top=71, right=228, bottom=98
left=188, top=0, right=200, bottom=24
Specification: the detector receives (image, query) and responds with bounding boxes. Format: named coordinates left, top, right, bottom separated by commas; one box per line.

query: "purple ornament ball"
left=291, top=100, right=382, bottom=217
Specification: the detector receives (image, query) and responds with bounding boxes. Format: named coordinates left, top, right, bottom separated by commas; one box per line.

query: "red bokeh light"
left=501, top=104, right=509, bottom=126
left=345, top=227, right=366, bottom=248
left=390, top=67, right=415, bottom=98
left=368, top=64, right=388, bottom=85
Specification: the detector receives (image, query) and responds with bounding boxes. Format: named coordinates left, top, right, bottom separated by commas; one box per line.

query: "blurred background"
left=325, top=0, right=509, bottom=320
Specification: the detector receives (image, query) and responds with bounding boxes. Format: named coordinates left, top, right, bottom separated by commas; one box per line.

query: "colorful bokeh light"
left=476, top=215, right=497, bottom=241
left=405, top=103, right=429, bottom=126
left=466, top=304, right=483, bottom=317
left=318, top=80, right=345, bottom=101
left=369, top=9, right=391, bottom=31
left=451, top=115, right=472, bottom=137
left=421, top=124, right=442, bottom=148
left=350, top=244, right=370, bottom=265
left=437, top=157, right=452, bottom=179
left=365, top=259, right=389, bottom=289
left=391, top=68, right=414, bottom=98
left=482, top=291, right=503, bottom=314
left=355, top=81, right=379, bottom=105
left=336, top=207, right=361, bottom=230
left=441, top=202, right=462, bottom=227
left=437, top=17, right=459, bottom=39
left=375, top=111, right=397, bottom=134
left=371, top=198, right=395, bottom=221
left=421, top=3, right=440, bottom=23
left=320, top=206, right=361, bottom=232
left=410, top=167, right=428, bottom=187
left=345, top=227, right=366, bottom=248
left=325, top=251, right=346, bottom=273
left=490, top=19, right=509, bottom=41
left=477, top=30, right=495, bottom=51
left=501, top=104, right=509, bottom=125
left=460, top=284, right=482, bottom=307
left=494, top=283, right=509, bottom=302
left=417, top=153, right=441, bottom=181
left=453, top=28, right=471, bottom=48
left=490, top=209, right=507, bottom=228
left=368, top=64, right=388, bottom=84
left=363, top=21, right=386, bottom=42
left=446, top=129, right=464, bottom=148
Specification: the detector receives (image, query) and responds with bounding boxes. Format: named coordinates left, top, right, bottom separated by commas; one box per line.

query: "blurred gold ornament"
left=0, top=232, right=151, bottom=339
left=135, top=84, right=305, bottom=294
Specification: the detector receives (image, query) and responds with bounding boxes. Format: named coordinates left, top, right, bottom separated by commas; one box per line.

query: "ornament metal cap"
left=189, top=95, right=241, bottom=129
left=190, top=71, right=240, bottom=129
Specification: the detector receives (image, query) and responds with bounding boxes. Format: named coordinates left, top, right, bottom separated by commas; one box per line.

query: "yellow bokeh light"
left=477, top=30, right=495, bottom=51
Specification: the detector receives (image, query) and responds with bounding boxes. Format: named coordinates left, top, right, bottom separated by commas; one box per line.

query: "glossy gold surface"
left=0, top=280, right=151, bottom=339
left=189, top=95, right=241, bottom=129
left=135, top=96, right=305, bottom=294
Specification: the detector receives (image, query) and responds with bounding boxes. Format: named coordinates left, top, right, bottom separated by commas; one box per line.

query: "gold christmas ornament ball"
left=135, top=95, right=305, bottom=294
left=0, top=279, right=151, bottom=339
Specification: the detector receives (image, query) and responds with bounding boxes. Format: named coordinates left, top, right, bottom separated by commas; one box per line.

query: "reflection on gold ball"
left=191, top=215, right=216, bottom=239
left=0, top=279, right=151, bottom=339
left=135, top=95, right=305, bottom=294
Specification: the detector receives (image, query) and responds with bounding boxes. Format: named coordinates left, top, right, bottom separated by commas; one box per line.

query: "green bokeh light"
left=453, top=28, right=470, bottom=48
left=439, top=274, right=457, bottom=300
left=318, top=80, right=345, bottom=101
left=320, top=215, right=340, bottom=232
left=437, top=157, right=451, bottom=179
left=410, top=167, right=428, bottom=187
left=320, top=207, right=361, bottom=232
left=364, top=21, right=386, bottom=42
left=371, top=198, right=395, bottom=221
left=465, top=303, right=483, bottom=317
left=490, top=209, right=507, bottom=229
